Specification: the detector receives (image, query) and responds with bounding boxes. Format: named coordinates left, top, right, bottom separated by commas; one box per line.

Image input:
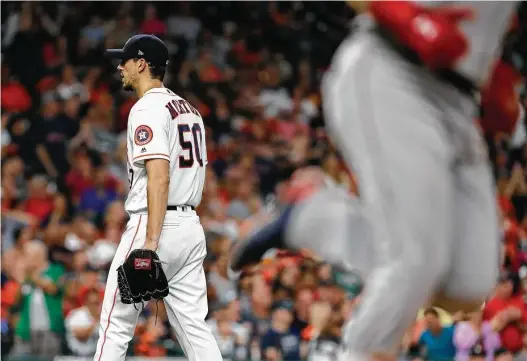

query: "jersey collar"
left=143, top=87, right=169, bottom=96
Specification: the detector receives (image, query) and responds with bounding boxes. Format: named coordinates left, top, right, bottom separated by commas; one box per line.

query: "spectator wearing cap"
left=261, top=300, right=307, bottom=361
left=418, top=308, right=456, bottom=361
left=454, top=310, right=501, bottom=361
left=64, top=287, right=101, bottom=356
left=483, top=271, right=527, bottom=356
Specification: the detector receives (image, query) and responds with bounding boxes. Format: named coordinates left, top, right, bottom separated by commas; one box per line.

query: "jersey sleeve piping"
left=133, top=153, right=170, bottom=161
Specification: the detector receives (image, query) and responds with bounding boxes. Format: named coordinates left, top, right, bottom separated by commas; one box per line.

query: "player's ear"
left=137, top=58, right=148, bottom=73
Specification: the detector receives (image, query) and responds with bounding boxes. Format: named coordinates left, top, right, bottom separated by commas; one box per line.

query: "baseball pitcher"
left=93, top=34, right=223, bottom=361
left=231, top=2, right=524, bottom=361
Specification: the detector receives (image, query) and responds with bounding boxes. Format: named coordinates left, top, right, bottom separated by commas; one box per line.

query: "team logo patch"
left=135, top=125, right=153, bottom=146
left=134, top=258, right=151, bottom=270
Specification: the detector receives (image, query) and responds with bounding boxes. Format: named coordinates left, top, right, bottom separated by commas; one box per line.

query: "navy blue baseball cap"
left=105, top=34, right=169, bottom=67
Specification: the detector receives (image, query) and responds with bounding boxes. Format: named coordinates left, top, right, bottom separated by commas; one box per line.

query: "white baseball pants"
left=93, top=211, right=223, bottom=361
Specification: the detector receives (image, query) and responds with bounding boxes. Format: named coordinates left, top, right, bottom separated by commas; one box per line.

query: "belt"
left=372, top=26, right=478, bottom=99
left=167, top=205, right=195, bottom=211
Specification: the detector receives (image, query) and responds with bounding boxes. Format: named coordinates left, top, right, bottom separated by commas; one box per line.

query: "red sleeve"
left=518, top=298, right=527, bottom=324
left=482, top=301, right=495, bottom=321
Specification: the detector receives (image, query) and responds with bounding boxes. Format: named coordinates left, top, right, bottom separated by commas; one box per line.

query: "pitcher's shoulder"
left=131, top=93, right=175, bottom=114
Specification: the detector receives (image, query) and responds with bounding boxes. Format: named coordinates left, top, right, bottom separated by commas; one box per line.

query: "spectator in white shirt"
left=65, top=288, right=101, bottom=356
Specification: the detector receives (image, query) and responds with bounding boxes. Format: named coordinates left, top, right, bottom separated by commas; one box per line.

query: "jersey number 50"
left=178, top=123, right=203, bottom=168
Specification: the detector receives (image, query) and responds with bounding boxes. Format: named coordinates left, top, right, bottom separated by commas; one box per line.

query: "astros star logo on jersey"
left=134, top=125, right=153, bottom=146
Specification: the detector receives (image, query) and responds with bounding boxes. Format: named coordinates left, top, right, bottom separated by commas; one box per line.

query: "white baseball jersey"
left=124, top=87, right=207, bottom=214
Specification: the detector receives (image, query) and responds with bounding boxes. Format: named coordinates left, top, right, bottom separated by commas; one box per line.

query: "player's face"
left=117, top=58, right=137, bottom=91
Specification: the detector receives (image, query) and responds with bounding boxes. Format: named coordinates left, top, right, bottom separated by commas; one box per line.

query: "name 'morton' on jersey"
left=125, top=87, right=207, bottom=214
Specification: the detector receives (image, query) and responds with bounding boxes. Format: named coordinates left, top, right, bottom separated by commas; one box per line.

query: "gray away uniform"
left=285, top=2, right=519, bottom=356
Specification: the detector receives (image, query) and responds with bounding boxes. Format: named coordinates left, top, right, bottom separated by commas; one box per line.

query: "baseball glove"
left=117, top=249, right=169, bottom=305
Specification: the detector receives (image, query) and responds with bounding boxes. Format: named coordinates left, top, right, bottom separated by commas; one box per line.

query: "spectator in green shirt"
left=10, top=241, right=65, bottom=359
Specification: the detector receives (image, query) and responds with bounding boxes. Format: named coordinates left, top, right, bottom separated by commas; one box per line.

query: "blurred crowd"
left=1, top=2, right=527, bottom=361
